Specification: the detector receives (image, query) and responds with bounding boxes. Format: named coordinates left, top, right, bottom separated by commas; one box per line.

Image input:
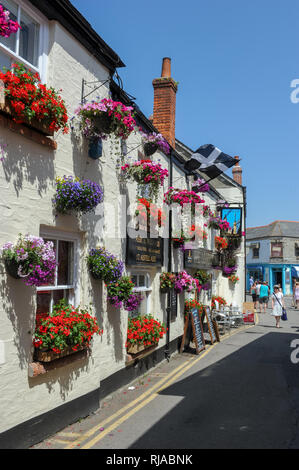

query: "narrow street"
left=31, top=297, right=299, bottom=450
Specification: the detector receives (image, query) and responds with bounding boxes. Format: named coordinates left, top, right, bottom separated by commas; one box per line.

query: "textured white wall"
left=0, top=21, right=246, bottom=434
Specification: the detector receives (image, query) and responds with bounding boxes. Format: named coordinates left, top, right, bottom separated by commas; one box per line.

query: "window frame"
left=130, top=271, right=152, bottom=317
left=36, top=229, right=81, bottom=313
left=0, top=0, right=49, bottom=82
left=271, top=242, right=283, bottom=259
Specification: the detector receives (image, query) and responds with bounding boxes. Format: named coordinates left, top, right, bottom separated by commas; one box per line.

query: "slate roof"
left=247, top=221, right=299, bottom=239
left=29, top=0, right=125, bottom=71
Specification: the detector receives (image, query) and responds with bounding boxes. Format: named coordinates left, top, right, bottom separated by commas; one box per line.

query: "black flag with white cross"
left=184, top=144, right=237, bottom=179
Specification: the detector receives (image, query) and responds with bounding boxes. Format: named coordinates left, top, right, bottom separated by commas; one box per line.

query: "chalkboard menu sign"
left=204, top=307, right=217, bottom=344
left=180, top=308, right=205, bottom=355
left=126, top=231, right=163, bottom=266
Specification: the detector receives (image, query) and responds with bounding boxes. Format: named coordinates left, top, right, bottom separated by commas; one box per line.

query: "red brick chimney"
left=152, top=58, right=178, bottom=149
left=232, top=156, right=242, bottom=185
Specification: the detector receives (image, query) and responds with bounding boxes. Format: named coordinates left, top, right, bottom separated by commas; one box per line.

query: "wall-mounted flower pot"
left=4, top=258, right=21, bottom=279
left=143, top=142, right=158, bottom=157
left=88, top=138, right=103, bottom=159
left=35, top=344, right=87, bottom=363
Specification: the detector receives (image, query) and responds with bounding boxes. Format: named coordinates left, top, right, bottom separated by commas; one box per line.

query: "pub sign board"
left=126, top=231, right=164, bottom=267
left=184, top=248, right=214, bottom=270
left=220, top=207, right=242, bottom=236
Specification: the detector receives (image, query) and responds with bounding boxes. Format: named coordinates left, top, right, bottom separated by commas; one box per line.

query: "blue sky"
left=72, top=0, right=299, bottom=228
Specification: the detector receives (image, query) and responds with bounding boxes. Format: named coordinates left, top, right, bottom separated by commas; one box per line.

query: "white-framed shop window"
left=130, top=272, right=152, bottom=317
left=0, top=0, right=48, bottom=81
left=36, top=230, right=80, bottom=316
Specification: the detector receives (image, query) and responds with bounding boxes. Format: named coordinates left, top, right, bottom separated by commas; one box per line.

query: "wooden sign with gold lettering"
left=126, top=232, right=164, bottom=266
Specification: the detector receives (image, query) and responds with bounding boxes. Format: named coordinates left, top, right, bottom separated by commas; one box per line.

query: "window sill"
left=28, top=348, right=89, bottom=378
left=0, top=110, right=57, bottom=150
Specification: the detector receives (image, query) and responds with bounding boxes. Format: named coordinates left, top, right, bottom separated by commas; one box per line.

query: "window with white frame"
left=36, top=231, right=80, bottom=316
left=0, top=0, right=48, bottom=80
left=130, top=272, right=152, bottom=317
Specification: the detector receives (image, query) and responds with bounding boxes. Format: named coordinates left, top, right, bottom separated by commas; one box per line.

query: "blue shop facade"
left=246, top=221, right=299, bottom=295
left=246, top=263, right=299, bottom=295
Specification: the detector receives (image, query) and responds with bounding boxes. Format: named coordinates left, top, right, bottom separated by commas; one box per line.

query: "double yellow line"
left=65, top=319, right=257, bottom=449
left=65, top=346, right=216, bottom=449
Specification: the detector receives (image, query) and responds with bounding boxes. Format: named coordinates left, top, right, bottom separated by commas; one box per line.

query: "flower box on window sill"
left=34, top=344, right=88, bottom=363
left=127, top=342, right=157, bottom=355
left=0, top=99, right=54, bottom=137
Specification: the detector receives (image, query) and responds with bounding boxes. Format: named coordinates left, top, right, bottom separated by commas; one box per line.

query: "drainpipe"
left=165, top=150, right=173, bottom=361
left=243, top=185, right=247, bottom=301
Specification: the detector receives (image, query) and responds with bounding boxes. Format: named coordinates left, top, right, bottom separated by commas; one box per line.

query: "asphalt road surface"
left=32, top=297, right=299, bottom=450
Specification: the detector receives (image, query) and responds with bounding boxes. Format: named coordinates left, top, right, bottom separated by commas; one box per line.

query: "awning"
left=291, top=266, right=299, bottom=278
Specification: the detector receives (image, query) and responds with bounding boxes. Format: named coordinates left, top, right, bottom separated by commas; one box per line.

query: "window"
left=252, top=247, right=259, bottom=258
left=271, top=242, right=283, bottom=258
left=0, top=0, right=48, bottom=80
left=129, top=272, right=152, bottom=317
left=295, top=243, right=299, bottom=257
left=36, top=231, right=80, bottom=316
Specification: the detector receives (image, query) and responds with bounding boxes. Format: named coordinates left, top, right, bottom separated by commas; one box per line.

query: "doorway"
left=273, top=270, right=282, bottom=288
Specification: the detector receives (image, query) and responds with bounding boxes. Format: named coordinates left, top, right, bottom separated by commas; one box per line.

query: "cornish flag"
left=184, top=144, right=237, bottom=179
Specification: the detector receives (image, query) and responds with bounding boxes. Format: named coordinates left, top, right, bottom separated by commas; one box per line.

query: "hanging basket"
left=4, top=258, right=21, bottom=279
left=93, top=113, right=116, bottom=135
left=89, top=270, right=105, bottom=282
left=143, top=142, right=158, bottom=157
left=160, top=286, right=169, bottom=294
left=172, top=239, right=185, bottom=249
left=211, top=252, right=223, bottom=268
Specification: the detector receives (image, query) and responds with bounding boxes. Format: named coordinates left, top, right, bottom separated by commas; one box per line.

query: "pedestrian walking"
left=256, top=280, right=261, bottom=308
left=271, top=285, right=285, bottom=328
left=259, top=281, right=270, bottom=313
left=294, top=282, right=299, bottom=309
left=265, top=281, right=270, bottom=308
left=293, top=279, right=297, bottom=308
left=251, top=281, right=258, bottom=310
left=249, top=276, right=254, bottom=289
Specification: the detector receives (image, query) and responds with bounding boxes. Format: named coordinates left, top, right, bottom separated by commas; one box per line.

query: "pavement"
left=31, top=296, right=299, bottom=450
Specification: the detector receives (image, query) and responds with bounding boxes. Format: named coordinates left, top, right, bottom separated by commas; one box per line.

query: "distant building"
left=246, top=221, right=299, bottom=294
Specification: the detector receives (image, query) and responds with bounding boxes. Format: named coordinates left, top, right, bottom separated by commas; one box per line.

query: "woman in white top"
left=271, top=285, right=285, bottom=328
left=294, top=282, right=299, bottom=309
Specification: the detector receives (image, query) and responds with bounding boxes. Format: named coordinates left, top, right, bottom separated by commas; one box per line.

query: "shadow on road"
left=129, top=329, right=299, bottom=449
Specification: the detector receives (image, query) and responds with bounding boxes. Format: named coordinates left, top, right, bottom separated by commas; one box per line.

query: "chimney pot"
left=232, top=156, right=242, bottom=185
left=152, top=58, right=177, bottom=149
left=161, top=57, right=171, bottom=77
